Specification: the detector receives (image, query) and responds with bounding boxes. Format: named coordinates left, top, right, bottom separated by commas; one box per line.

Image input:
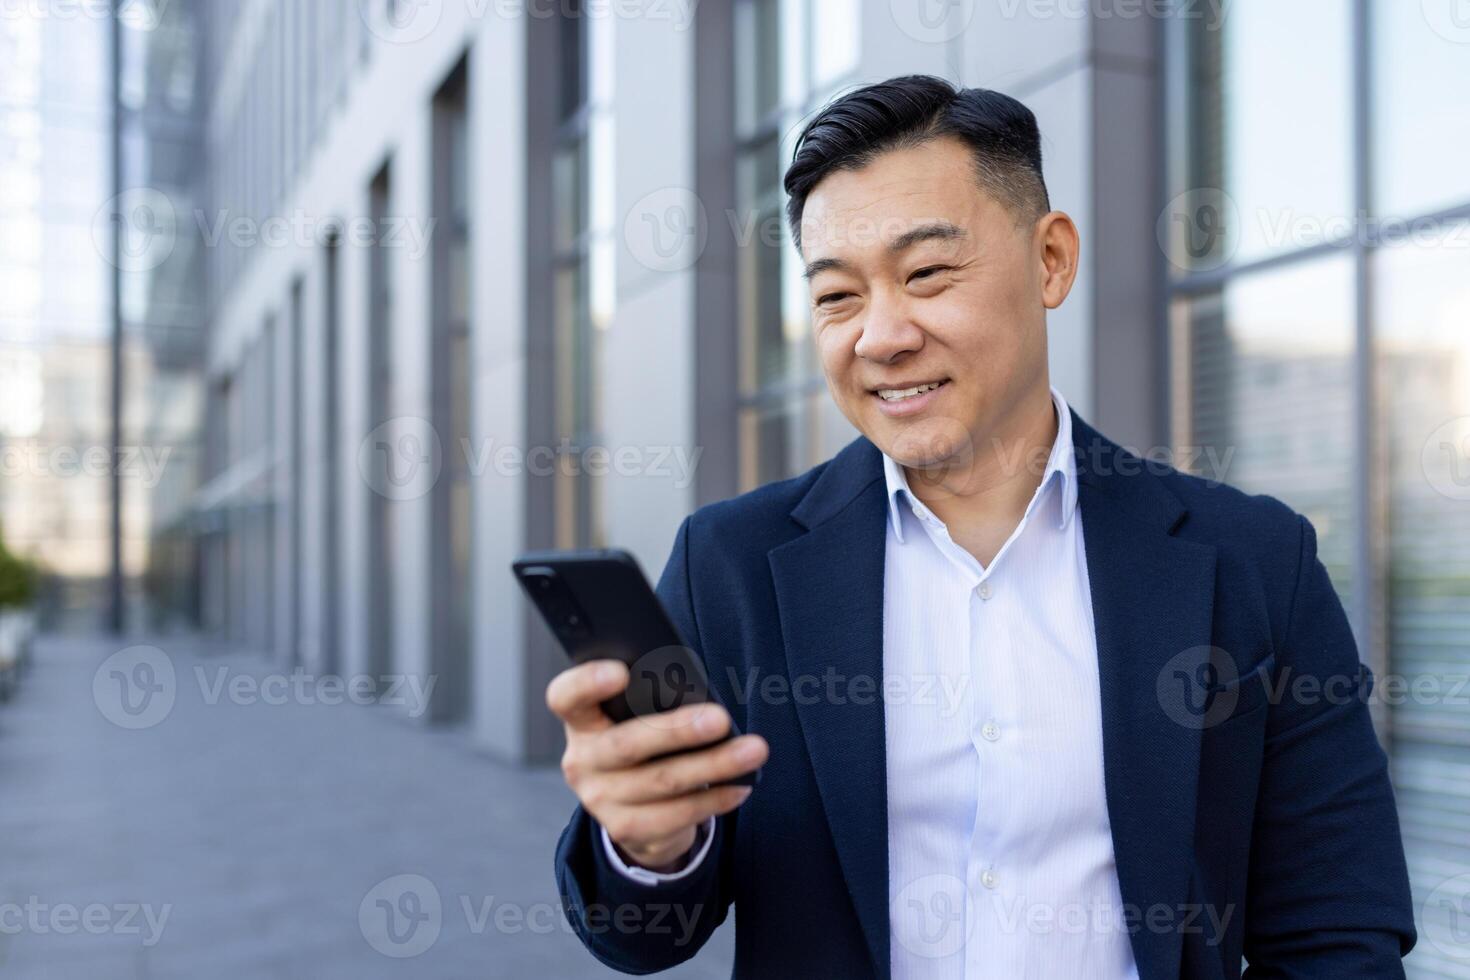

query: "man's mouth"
left=874, top=380, right=947, bottom=402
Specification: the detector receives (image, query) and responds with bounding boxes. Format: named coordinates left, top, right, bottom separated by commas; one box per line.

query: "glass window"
left=0, top=12, right=116, bottom=629
left=429, top=62, right=472, bottom=720
left=558, top=0, right=586, bottom=123
left=552, top=133, right=589, bottom=256
left=1172, top=254, right=1358, bottom=612
left=1373, top=224, right=1470, bottom=978
left=1170, top=8, right=1470, bottom=972
left=735, top=0, right=781, bottom=131
left=1371, top=0, right=1470, bottom=219
left=1172, top=0, right=1352, bottom=270
left=733, top=0, right=860, bottom=491
left=736, top=136, right=790, bottom=395
left=739, top=398, right=794, bottom=490
left=366, top=162, right=394, bottom=677
left=550, top=7, right=613, bottom=546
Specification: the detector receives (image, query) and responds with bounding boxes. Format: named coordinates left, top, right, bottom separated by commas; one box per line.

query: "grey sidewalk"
left=0, top=635, right=732, bottom=979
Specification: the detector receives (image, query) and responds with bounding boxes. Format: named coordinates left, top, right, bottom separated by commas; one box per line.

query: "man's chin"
left=872, top=414, right=975, bottom=472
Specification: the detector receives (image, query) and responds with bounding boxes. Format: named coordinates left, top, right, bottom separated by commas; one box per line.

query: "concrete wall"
left=604, top=13, right=699, bottom=575
left=468, top=17, right=531, bottom=758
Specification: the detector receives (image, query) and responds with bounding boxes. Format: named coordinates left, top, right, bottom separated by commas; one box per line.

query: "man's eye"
left=817, top=292, right=852, bottom=306
left=910, top=265, right=948, bottom=282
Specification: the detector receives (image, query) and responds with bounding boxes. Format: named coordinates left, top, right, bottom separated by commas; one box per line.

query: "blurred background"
left=0, top=0, right=1467, bottom=976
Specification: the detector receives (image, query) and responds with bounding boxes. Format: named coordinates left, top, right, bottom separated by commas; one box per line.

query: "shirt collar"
left=881, top=386, right=1078, bottom=543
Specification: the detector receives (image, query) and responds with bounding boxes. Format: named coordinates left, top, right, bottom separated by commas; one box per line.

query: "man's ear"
left=1036, top=211, right=1080, bottom=310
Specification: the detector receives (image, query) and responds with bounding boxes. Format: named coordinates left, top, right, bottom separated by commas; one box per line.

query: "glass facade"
left=733, top=0, right=860, bottom=490
left=1374, top=222, right=1470, bottom=977
left=1169, top=4, right=1470, bottom=975
left=0, top=12, right=114, bottom=630
left=1170, top=256, right=1360, bottom=617
left=1371, top=0, right=1470, bottom=220
left=550, top=0, right=615, bottom=548
left=1179, top=0, right=1353, bottom=268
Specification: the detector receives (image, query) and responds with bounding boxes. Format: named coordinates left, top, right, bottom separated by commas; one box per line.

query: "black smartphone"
left=512, top=548, right=759, bottom=787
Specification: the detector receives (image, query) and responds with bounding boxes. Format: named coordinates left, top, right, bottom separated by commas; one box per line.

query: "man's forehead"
left=801, top=206, right=964, bottom=239
left=802, top=182, right=958, bottom=230
left=798, top=185, right=987, bottom=261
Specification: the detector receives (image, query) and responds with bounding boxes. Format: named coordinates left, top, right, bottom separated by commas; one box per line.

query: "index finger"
left=546, top=659, right=629, bottom=732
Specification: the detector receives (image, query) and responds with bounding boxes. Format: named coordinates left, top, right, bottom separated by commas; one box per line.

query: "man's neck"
left=903, top=387, right=1060, bottom=567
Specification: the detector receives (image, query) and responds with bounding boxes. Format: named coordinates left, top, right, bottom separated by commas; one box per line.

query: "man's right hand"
left=547, top=659, right=769, bottom=872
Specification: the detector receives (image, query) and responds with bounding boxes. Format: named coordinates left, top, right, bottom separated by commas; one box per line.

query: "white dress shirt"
left=880, top=387, right=1137, bottom=979
left=605, top=387, right=1139, bottom=980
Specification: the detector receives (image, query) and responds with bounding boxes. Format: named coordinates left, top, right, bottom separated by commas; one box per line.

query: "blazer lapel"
left=1071, top=411, right=1218, bottom=980
left=768, top=438, right=892, bottom=980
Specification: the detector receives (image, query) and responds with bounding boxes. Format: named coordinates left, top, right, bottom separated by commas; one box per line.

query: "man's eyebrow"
left=802, top=222, right=968, bottom=280
left=803, top=256, right=849, bottom=280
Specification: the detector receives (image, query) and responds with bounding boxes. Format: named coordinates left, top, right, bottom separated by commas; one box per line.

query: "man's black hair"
left=783, top=74, right=1051, bottom=250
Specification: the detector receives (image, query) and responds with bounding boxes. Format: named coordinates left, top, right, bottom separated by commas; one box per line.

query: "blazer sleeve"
left=553, top=515, right=739, bottom=974
left=1242, top=514, right=1417, bottom=977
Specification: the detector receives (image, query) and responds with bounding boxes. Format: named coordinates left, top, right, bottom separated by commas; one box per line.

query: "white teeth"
left=878, top=382, right=943, bottom=401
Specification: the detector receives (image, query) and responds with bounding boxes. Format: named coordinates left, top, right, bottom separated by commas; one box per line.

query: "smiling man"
left=548, top=75, right=1415, bottom=978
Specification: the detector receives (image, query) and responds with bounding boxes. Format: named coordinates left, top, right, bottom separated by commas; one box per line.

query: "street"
left=0, top=635, right=733, bottom=979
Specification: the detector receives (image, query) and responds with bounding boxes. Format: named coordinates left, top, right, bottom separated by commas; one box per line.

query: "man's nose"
left=853, top=302, right=924, bottom=364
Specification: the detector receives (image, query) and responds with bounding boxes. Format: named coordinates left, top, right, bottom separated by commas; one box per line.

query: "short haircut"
left=783, top=75, right=1051, bottom=251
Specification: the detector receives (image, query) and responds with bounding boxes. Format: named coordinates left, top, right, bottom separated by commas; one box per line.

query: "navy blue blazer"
left=555, top=409, right=1416, bottom=978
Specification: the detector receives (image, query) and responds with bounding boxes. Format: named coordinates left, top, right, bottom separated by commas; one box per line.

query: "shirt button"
left=977, top=581, right=993, bottom=600
left=981, top=869, right=998, bottom=889
left=981, top=721, right=1001, bottom=742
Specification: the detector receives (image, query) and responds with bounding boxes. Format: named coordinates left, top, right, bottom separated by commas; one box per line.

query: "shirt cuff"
left=600, top=816, right=716, bottom=886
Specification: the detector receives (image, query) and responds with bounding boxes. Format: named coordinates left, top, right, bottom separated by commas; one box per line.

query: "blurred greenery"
left=0, top=523, right=39, bottom=609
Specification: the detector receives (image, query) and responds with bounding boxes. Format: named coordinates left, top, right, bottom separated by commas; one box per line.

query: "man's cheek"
left=814, top=338, right=847, bottom=386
